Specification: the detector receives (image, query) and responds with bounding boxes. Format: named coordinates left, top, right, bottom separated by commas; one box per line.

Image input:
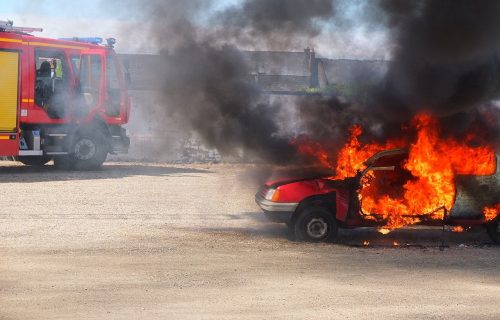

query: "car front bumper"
left=255, top=193, right=298, bottom=224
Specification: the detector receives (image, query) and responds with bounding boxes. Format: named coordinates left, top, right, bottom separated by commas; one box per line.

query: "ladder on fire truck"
left=0, top=20, right=42, bottom=33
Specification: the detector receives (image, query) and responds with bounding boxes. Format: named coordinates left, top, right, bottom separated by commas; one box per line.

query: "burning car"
left=256, top=144, right=500, bottom=243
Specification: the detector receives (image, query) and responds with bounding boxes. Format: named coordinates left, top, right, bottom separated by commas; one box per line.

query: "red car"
left=256, top=149, right=500, bottom=243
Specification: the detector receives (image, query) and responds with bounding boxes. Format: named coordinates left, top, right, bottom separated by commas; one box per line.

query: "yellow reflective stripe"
left=0, top=136, right=10, bottom=140
left=0, top=37, right=86, bottom=49
left=21, top=98, right=34, bottom=103
left=0, top=37, right=22, bottom=43
left=26, top=41, right=85, bottom=50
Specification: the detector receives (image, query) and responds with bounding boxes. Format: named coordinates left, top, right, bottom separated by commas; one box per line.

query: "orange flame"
left=378, top=228, right=391, bottom=235
left=295, top=113, right=496, bottom=231
left=483, top=203, right=500, bottom=222
left=362, top=114, right=495, bottom=229
left=452, top=226, right=464, bottom=233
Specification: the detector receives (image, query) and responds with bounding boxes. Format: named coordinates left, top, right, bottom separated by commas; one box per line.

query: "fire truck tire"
left=293, top=206, right=338, bottom=242
left=486, top=216, right=500, bottom=244
left=71, top=129, right=109, bottom=170
left=17, top=156, right=52, bottom=167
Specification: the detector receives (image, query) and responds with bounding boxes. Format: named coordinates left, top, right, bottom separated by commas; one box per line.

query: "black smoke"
left=107, top=0, right=343, bottom=164
left=376, top=0, right=500, bottom=120
left=218, top=0, right=336, bottom=47
left=108, top=0, right=500, bottom=165
left=158, top=42, right=296, bottom=163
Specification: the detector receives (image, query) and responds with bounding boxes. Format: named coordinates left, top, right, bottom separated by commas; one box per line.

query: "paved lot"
left=0, top=161, right=499, bottom=319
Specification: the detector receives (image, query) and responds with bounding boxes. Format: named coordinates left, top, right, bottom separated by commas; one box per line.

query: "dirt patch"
left=0, top=162, right=499, bottom=319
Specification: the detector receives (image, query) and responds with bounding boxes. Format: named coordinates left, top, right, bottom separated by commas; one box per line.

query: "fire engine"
left=0, top=20, right=130, bottom=170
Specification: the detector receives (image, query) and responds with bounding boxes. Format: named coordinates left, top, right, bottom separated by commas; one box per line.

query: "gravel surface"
left=0, top=161, right=499, bottom=319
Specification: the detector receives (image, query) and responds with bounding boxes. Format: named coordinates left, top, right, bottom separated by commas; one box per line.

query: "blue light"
left=59, top=37, right=103, bottom=45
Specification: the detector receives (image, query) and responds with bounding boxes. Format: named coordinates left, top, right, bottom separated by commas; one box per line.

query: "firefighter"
left=37, top=60, right=51, bottom=77
left=51, top=58, right=63, bottom=78
left=35, top=61, right=52, bottom=107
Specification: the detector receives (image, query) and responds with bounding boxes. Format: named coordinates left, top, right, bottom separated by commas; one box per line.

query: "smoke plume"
left=218, top=0, right=336, bottom=48
left=108, top=0, right=500, bottom=164
left=376, top=0, right=500, bottom=119
left=159, top=42, right=296, bottom=162
left=109, top=0, right=344, bottom=164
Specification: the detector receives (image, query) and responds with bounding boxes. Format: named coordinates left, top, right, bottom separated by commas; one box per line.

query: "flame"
left=292, top=138, right=334, bottom=170
left=378, top=228, right=391, bottom=235
left=360, top=114, right=495, bottom=229
left=363, top=240, right=370, bottom=246
left=483, top=203, right=500, bottom=222
left=295, top=113, right=496, bottom=231
left=392, top=241, right=400, bottom=246
left=452, top=226, right=464, bottom=233
left=334, top=126, right=406, bottom=179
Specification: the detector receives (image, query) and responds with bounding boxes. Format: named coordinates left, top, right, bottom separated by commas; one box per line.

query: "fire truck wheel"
left=293, top=206, right=338, bottom=242
left=486, top=216, right=500, bottom=244
left=17, top=156, right=52, bottom=167
left=71, top=130, right=109, bottom=170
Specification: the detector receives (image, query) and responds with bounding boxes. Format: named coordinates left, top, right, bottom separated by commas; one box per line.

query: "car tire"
left=486, top=216, right=500, bottom=244
left=294, top=206, right=338, bottom=242
left=17, top=156, right=52, bottom=167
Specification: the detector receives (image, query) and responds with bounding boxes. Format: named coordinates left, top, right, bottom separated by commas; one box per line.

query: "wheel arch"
left=70, top=116, right=112, bottom=149
left=83, top=116, right=111, bottom=138
left=291, top=192, right=337, bottom=226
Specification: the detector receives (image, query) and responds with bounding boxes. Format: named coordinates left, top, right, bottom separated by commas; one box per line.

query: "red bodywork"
left=0, top=31, right=130, bottom=156
left=265, top=178, right=352, bottom=222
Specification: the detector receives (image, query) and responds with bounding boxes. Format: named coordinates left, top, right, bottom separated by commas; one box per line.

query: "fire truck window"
left=79, top=55, right=102, bottom=109
left=70, top=55, right=80, bottom=74
left=106, top=54, right=121, bottom=117
left=34, top=50, right=70, bottom=118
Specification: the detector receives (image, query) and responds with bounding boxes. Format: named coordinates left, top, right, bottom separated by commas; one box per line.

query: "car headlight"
left=264, top=188, right=281, bottom=201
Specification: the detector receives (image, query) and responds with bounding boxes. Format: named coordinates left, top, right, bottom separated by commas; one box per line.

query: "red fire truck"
left=0, top=21, right=130, bottom=170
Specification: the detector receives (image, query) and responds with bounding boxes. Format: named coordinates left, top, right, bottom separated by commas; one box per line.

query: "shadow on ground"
left=0, top=162, right=211, bottom=183
left=202, top=211, right=498, bottom=248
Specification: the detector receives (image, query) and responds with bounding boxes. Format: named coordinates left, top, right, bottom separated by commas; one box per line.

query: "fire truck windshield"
left=79, top=55, right=102, bottom=109
left=106, top=54, right=121, bottom=117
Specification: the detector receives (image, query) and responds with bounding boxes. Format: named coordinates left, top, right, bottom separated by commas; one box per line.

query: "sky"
left=0, top=0, right=388, bottom=58
left=0, top=0, right=243, bottom=53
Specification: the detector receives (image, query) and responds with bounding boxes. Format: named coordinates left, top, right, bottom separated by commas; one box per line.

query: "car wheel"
left=486, top=216, right=500, bottom=244
left=294, top=206, right=338, bottom=242
left=17, top=156, right=52, bottom=167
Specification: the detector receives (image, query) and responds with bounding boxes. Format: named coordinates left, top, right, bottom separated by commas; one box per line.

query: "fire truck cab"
left=0, top=21, right=130, bottom=170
